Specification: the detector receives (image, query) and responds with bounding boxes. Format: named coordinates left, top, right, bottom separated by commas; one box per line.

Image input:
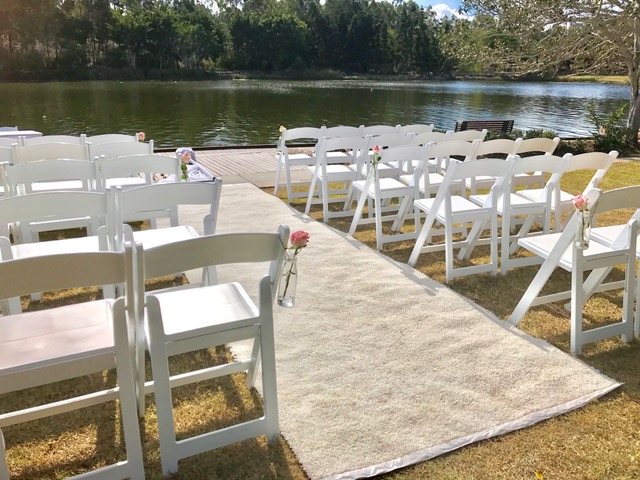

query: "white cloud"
left=430, top=3, right=467, bottom=19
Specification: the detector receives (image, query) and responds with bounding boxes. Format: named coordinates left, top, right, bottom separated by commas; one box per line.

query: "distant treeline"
left=0, top=0, right=457, bottom=81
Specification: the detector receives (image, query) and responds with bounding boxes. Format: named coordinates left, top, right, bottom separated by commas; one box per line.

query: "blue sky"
left=414, top=0, right=465, bottom=18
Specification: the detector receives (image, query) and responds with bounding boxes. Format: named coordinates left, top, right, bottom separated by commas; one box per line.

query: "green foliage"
left=0, top=0, right=451, bottom=80
left=586, top=101, right=637, bottom=154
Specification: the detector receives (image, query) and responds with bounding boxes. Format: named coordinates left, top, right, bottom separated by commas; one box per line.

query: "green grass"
left=2, top=162, right=640, bottom=479
left=556, top=74, right=630, bottom=85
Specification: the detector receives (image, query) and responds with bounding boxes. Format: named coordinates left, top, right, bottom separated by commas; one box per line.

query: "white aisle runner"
left=182, top=183, right=619, bottom=480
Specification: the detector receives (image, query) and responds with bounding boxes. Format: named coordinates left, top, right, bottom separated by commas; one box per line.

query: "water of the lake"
left=0, top=80, right=629, bottom=148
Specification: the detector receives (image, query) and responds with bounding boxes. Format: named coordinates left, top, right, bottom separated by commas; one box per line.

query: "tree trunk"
left=627, top=66, right=640, bottom=143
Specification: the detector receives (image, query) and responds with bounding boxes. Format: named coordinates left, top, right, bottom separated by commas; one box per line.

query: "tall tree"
left=463, top=0, right=640, bottom=137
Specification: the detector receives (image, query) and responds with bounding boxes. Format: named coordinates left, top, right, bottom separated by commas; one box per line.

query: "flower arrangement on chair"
left=278, top=230, right=310, bottom=307
left=136, top=131, right=145, bottom=142
left=369, top=145, right=381, bottom=180
left=572, top=194, right=590, bottom=249
left=180, top=151, right=191, bottom=181
left=278, top=125, right=286, bottom=150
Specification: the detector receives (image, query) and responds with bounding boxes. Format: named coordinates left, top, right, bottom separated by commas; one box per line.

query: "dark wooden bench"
left=454, top=120, right=514, bottom=133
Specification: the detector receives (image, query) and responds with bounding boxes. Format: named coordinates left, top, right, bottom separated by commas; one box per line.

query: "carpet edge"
left=322, top=382, right=622, bottom=480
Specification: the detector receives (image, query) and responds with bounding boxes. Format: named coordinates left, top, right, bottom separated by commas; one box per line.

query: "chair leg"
left=273, top=156, right=282, bottom=196
left=0, top=428, right=9, bottom=480
left=375, top=196, right=384, bottom=251
left=284, top=161, right=294, bottom=204
left=246, top=338, right=261, bottom=388
left=570, top=252, right=585, bottom=355
left=508, top=255, right=558, bottom=325
left=348, top=187, right=368, bottom=236
left=259, top=313, right=280, bottom=439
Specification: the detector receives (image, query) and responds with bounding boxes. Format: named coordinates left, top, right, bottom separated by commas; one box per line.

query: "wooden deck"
left=158, top=147, right=310, bottom=187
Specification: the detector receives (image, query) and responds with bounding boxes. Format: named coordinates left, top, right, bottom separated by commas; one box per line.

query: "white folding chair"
left=469, top=153, right=570, bottom=273
left=348, top=133, right=414, bottom=180
left=89, top=140, right=154, bottom=161
left=408, top=157, right=515, bottom=281
left=96, top=153, right=180, bottom=191
left=0, top=190, right=113, bottom=313
left=465, top=138, right=523, bottom=195
left=348, top=145, right=431, bottom=250
left=305, top=135, right=371, bottom=222
left=113, top=180, right=222, bottom=416
left=0, top=159, right=100, bottom=243
left=395, top=124, right=435, bottom=135
left=517, top=150, right=617, bottom=231
left=512, top=136, right=561, bottom=188
left=273, top=126, right=328, bottom=203
left=508, top=188, right=638, bottom=354
left=138, top=226, right=288, bottom=475
left=0, top=126, right=17, bottom=132
left=11, top=142, right=90, bottom=164
left=0, top=244, right=144, bottom=479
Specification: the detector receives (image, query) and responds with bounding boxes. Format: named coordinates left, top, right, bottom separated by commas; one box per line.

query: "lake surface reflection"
left=0, top=80, right=628, bottom=147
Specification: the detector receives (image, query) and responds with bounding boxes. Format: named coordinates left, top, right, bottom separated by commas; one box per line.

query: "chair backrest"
left=141, top=225, right=289, bottom=298
left=96, top=153, right=180, bottom=191
left=89, top=140, right=154, bottom=161
left=509, top=153, right=569, bottom=178
left=0, top=138, right=18, bottom=147
left=369, top=133, right=414, bottom=150
left=2, top=159, right=97, bottom=196
left=115, top=180, right=222, bottom=247
left=0, top=146, right=13, bottom=164
left=395, top=124, right=435, bottom=135
left=11, top=143, right=90, bottom=164
left=278, top=126, right=324, bottom=151
left=0, top=190, right=110, bottom=241
left=515, top=136, right=560, bottom=155
left=22, top=134, right=85, bottom=146
left=475, top=138, right=523, bottom=157
left=448, top=129, right=487, bottom=142
left=410, top=131, right=451, bottom=145
left=380, top=144, right=431, bottom=176
left=85, top=133, right=138, bottom=145
left=427, top=138, right=483, bottom=162
left=324, top=125, right=362, bottom=138
left=0, top=126, right=18, bottom=132
left=360, top=124, right=398, bottom=136
left=564, top=150, right=617, bottom=195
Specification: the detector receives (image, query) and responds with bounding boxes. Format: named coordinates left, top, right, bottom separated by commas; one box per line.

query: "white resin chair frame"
left=138, top=226, right=288, bottom=476
left=0, top=244, right=144, bottom=479
left=508, top=188, right=639, bottom=354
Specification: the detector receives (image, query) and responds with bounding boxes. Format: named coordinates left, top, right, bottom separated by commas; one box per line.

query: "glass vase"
left=277, top=251, right=298, bottom=308
left=575, top=210, right=591, bottom=250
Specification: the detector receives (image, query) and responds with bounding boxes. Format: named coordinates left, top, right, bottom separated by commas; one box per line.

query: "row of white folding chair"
left=16, top=133, right=140, bottom=146
left=0, top=154, right=181, bottom=244
left=8, top=139, right=154, bottom=165
left=406, top=153, right=570, bottom=278
left=274, top=124, right=435, bottom=203
left=0, top=181, right=221, bottom=312
left=508, top=187, right=640, bottom=354
left=1, top=220, right=285, bottom=478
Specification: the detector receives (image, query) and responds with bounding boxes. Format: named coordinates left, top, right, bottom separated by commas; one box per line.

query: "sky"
left=413, top=0, right=465, bottom=19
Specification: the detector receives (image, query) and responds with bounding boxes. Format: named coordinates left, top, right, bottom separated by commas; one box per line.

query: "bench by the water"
left=455, top=120, right=514, bottom=133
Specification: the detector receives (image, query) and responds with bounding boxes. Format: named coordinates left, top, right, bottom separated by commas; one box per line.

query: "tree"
left=463, top=0, right=640, bottom=138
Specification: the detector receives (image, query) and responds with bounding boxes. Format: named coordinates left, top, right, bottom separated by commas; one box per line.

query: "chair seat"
left=132, top=225, right=199, bottom=250
left=517, top=188, right=573, bottom=208
left=470, top=192, right=545, bottom=213
left=415, top=195, right=488, bottom=219
left=518, top=232, right=623, bottom=271
left=149, top=281, right=259, bottom=339
left=0, top=300, right=113, bottom=379
left=106, top=177, right=146, bottom=188
left=464, top=175, right=497, bottom=188
left=307, top=164, right=356, bottom=181
left=353, top=177, right=413, bottom=198
left=12, top=235, right=102, bottom=258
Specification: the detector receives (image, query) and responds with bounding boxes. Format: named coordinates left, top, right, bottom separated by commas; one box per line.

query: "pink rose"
left=181, top=151, right=192, bottom=164
left=572, top=194, right=588, bottom=211
left=136, top=131, right=145, bottom=142
left=279, top=125, right=286, bottom=134
left=290, top=230, right=310, bottom=249
left=372, top=145, right=380, bottom=155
